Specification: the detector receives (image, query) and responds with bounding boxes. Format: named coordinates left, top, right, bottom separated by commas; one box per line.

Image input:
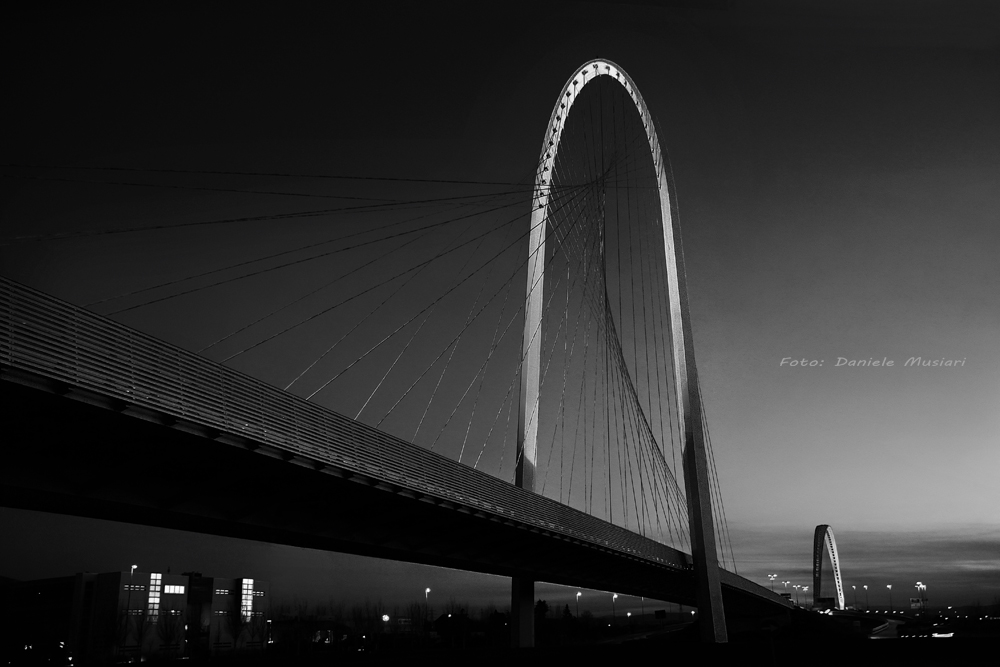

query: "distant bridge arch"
left=813, top=524, right=845, bottom=610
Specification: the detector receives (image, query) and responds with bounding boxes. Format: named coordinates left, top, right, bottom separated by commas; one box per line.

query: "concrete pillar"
left=510, top=576, right=534, bottom=648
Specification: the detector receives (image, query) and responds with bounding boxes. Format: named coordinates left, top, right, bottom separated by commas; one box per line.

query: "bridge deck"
left=0, top=277, right=790, bottom=614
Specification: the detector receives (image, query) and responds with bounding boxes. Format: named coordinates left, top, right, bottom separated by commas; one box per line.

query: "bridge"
left=2, top=59, right=791, bottom=646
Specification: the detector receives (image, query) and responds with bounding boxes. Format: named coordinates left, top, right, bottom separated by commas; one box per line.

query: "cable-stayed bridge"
left=1, top=60, right=791, bottom=645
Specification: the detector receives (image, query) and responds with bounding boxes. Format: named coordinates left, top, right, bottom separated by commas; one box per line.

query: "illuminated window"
left=253, top=591, right=266, bottom=597
left=147, top=573, right=162, bottom=618
left=214, top=589, right=232, bottom=596
left=214, top=610, right=229, bottom=617
left=123, top=585, right=145, bottom=591
left=164, top=585, right=185, bottom=595
left=241, top=579, right=254, bottom=621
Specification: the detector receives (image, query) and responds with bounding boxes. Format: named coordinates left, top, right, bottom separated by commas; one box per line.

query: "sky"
left=2, top=1, right=999, bottom=613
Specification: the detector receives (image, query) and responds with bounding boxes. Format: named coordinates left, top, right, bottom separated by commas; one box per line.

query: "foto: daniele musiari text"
left=779, top=357, right=967, bottom=368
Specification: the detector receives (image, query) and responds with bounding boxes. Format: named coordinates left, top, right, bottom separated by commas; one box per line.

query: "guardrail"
left=1, top=276, right=688, bottom=569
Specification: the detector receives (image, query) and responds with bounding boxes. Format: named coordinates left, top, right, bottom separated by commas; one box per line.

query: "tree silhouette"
left=156, top=611, right=184, bottom=657
left=226, top=595, right=248, bottom=650
left=247, top=614, right=268, bottom=652
left=131, top=611, right=154, bottom=661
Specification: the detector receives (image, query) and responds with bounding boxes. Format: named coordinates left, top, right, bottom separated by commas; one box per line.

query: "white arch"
left=513, top=59, right=727, bottom=643
left=813, top=524, right=846, bottom=610
left=515, top=59, right=692, bottom=492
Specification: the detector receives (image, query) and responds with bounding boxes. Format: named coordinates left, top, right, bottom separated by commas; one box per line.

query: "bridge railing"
left=1, top=277, right=689, bottom=569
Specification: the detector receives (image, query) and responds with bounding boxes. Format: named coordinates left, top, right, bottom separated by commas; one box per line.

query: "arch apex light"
left=514, top=58, right=727, bottom=644
left=812, top=524, right=846, bottom=610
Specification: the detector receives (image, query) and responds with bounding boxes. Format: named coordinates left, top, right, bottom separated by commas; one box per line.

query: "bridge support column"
left=510, top=576, right=534, bottom=648
left=682, top=416, right=728, bottom=643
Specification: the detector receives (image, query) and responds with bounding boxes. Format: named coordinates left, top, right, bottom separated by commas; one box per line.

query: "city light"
left=915, top=582, right=927, bottom=612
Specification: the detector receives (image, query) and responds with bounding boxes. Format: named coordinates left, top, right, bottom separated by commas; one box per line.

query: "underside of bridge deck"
left=1, top=370, right=788, bottom=618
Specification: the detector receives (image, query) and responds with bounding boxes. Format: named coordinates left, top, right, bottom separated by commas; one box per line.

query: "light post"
left=612, top=593, right=618, bottom=625
left=126, top=564, right=138, bottom=611
left=782, top=581, right=790, bottom=596
left=425, top=588, right=431, bottom=626
left=626, top=612, right=631, bottom=630
left=864, top=585, right=869, bottom=610
left=915, top=582, right=927, bottom=613
left=792, top=585, right=800, bottom=605
left=122, top=564, right=138, bottom=656
left=887, top=585, right=893, bottom=613
left=576, top=592, right=581, bottom=618
left=768, top=574, right=777, bottom=592
left=852, top=585, right=857, bottom=610
left=802, top=586, right=809, bottom=607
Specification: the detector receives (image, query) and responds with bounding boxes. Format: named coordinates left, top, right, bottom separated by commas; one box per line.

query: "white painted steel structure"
left=515, top=59, right=728, bottom=644
left=517, top=59, right=686, bottom=491
left=813, top=524, right=846, bottom=610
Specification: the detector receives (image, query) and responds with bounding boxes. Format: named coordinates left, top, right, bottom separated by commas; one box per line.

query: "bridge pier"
left=683, top=429, right=729, bottom=643
left=510, top=576, right=534, bottom=648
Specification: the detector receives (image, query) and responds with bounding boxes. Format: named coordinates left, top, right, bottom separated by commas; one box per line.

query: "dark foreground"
left=162, top=614, right=999, bottom=667
left=137, top=637, right=996, bottom=667
left=7, top=610, right=997, bottom=665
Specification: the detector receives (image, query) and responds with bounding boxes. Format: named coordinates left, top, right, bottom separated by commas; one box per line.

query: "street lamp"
left=612, top=594, right=618, bottom=624
left=852, top=585, right=857, bottom=609
left=425, top=587, right=430, bottom=602
left=792, top=585, right=800, bottom=605
left=121, top=564, right=138, bottom=658
left=126, top=565, right=138, bottom=614
left=887, top=585, right=893, bottom=613
left=576, top=592, right=581, bottom=618
left=863, top=585, right=869, bottom=610
left=768, top=574, right=777, bottom=592
left=915, top=582, right=927, bottom=613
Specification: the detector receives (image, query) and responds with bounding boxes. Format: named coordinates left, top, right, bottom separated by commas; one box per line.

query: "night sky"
left=2, top=2, right=998, bottom=615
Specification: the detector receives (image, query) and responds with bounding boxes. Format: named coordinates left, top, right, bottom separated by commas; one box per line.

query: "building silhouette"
left=1, top=570, right=268, bottom=664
